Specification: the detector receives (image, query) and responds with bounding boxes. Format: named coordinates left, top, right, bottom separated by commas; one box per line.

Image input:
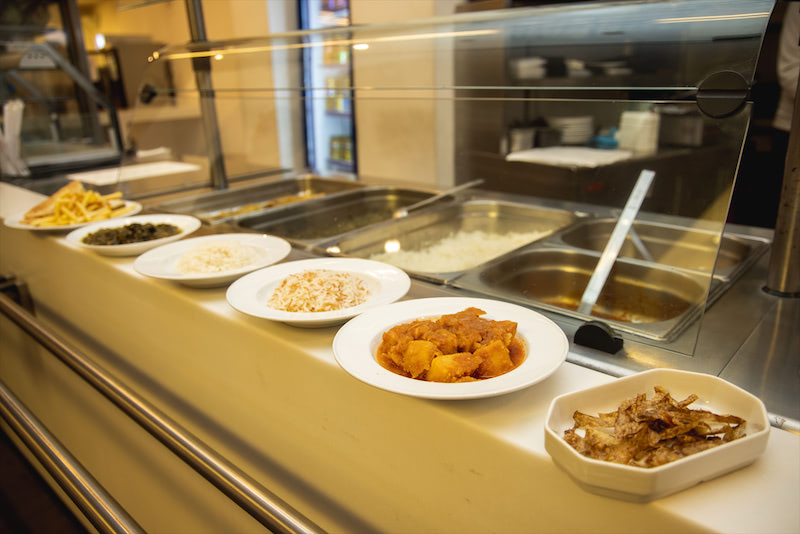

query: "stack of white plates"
left=547, top=116, right=594, bottom=145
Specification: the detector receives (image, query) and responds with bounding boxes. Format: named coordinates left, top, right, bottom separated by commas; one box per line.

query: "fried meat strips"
left=376, top=307, right=525, bottom=382
left=563, top=386, right=746, bottom=467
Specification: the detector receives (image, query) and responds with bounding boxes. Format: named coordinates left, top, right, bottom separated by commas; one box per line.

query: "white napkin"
left=1, top=99, right=30, bottom=176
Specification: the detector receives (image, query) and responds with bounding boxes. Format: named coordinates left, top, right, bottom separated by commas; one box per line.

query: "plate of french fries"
left=3, top=180, right=141, bottom=231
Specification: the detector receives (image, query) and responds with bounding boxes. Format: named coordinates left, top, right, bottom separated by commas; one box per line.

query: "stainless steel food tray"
left=449, top=213, right=771, bottom=342
left=552, top=218, right=770, bottom=283
left=315, top=199, right=585, bottom=283
left=452, top=247, right=709, bottom=342
left=153, top=175, right=364, bottom=224
left=235, top=187, right=446, bottom=249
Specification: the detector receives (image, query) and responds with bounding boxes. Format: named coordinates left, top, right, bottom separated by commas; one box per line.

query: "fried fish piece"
left=563, top=386, right=746, bottom=468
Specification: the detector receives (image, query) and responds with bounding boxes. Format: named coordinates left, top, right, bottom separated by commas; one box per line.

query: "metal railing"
left=0, top=290, right=326, bottom=534
left=0, top=380, right=145, bottom=534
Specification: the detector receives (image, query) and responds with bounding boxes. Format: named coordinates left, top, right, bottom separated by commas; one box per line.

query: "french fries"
left=21, top=181, right=135, bottom=227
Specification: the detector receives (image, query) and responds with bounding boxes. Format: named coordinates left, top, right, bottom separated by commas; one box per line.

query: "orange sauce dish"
left=376, top=307, right=525, bottom=383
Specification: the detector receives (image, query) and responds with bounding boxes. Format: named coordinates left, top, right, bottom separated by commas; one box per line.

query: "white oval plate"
left=65, top=214, right=201, bottom=257
left=226, top=257, right=411, bottom=328
left=332, top=297, right=569, bottom=399
left=4, top=200, right=142, bottom=231
left=134, top=233, right=292, bottom=288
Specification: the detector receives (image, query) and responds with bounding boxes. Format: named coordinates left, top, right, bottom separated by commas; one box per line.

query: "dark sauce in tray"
left=82, top=223, right=181, bottom=246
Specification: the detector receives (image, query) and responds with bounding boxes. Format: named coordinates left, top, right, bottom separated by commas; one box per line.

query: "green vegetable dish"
left=81, top=223, right=181, bottom=246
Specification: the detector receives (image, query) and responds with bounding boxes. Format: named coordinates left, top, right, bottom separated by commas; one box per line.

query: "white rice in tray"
left=268, top=269, right=370, bottom=313
left=369, top=229, right=550, bottom=272
left=176, top=241, right=261, bottom=274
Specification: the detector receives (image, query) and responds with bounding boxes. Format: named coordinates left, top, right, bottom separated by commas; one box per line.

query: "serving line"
left=1, top=183, right=798, bottom=533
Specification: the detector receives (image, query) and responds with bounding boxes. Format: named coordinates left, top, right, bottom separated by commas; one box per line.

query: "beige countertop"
left=1, top=182, right=798, bottom=533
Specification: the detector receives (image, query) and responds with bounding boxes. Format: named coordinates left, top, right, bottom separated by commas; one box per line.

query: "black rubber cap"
left=574, top=321, right=624, bottom=354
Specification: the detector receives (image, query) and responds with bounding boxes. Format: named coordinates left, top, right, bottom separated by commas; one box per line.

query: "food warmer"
left=2, top=1, right=798, bottom=533
left=112, top=0, right=788, bottom=391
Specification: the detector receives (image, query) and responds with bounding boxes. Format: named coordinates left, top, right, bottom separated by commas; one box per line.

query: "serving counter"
left=1, top=182, right=799, bottom=533
left=3, top=0, right=800, bottom=530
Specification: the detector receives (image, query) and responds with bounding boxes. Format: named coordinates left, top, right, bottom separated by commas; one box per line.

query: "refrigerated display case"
left=299, top=0, right=357, bottom=176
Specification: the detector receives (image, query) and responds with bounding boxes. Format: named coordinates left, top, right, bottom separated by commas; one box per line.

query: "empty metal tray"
left=316, top=199, right=584, bottom=283
left=236, top=187, right=444, bottom=248
left=453, top=248, right=709, bottom=341
left=554, top=218, right=770, bottom=281
left=153, top=175, right=364, bottom=224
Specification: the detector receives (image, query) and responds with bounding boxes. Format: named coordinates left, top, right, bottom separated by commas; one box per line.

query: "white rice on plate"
left=268, top=269, right=370, bottom=312
left=176, top=240, right=261, bottom=274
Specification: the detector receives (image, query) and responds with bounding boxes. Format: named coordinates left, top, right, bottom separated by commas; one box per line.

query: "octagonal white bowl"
left=544, top=368, right=770, bottom=502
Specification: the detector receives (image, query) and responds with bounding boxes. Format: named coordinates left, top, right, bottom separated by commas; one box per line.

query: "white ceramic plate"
left=65, top=214, right=201, bottom=257
left=544, top=368, right=770, bottom=502
left=4, top=200, right=142, bottom=231
left=332, top=297, right=568, bottom=399
left=134, top=233, right=291, bottom=288
left=226, top=257, right=411, bottom=328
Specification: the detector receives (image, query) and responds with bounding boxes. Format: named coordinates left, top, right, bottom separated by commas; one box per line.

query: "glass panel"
left=1, top=40, right=123, bottom=177
left=126, top=0, right=775, bottom=361
left=300, top=0, right=355, bottom=176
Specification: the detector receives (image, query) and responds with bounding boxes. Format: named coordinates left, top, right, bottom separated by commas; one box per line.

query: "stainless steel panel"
left=454, top=248, right=708, bottom=341
left=718, top=297, right=800, bottom=430
left=555, top=218, right=770, bottom=281
left=0, top=293, right=326, bottom=534
left=316, top=200, right=583, bottom=283
left=154, top=175, right=365, bottom=224
left=236, top=187, right=441, bottom=248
